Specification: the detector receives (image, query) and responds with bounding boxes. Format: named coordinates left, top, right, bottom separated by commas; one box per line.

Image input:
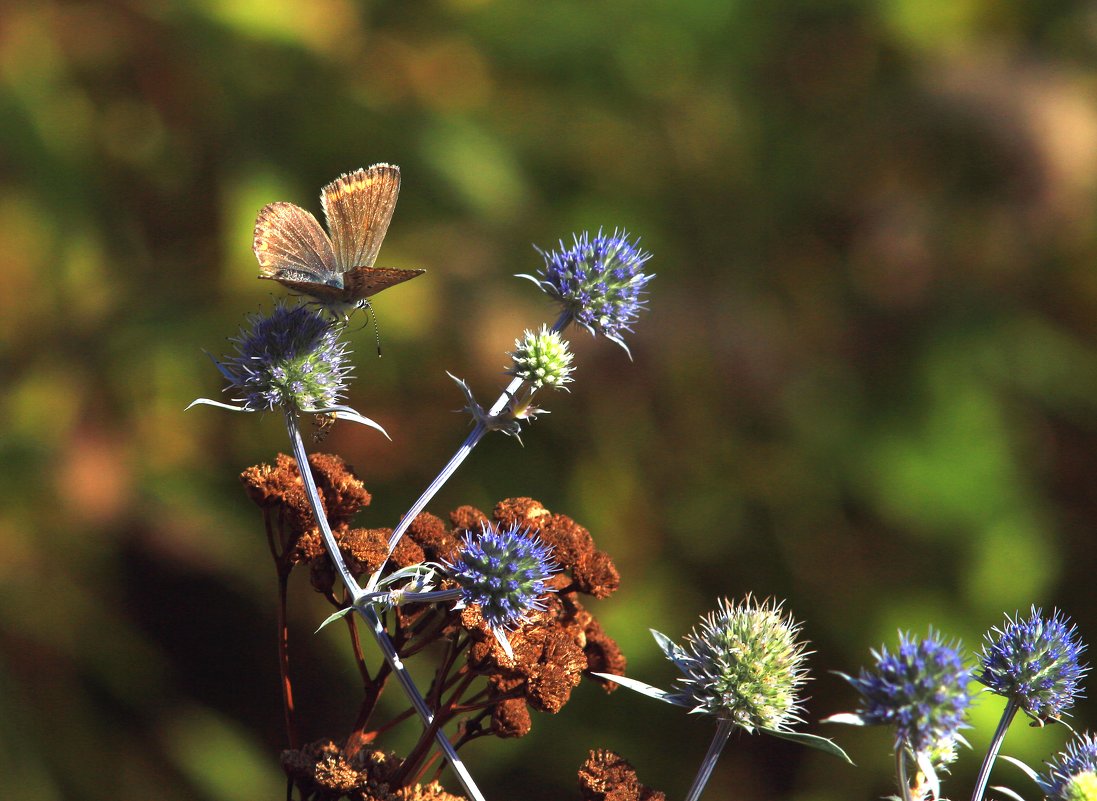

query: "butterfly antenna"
left=366, top=299, right=384, bottom=357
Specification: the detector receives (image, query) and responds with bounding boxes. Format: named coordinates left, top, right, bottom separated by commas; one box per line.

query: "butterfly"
left=253, top=164, right=424, bottom=316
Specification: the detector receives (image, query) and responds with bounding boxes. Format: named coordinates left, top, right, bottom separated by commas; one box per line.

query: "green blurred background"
left=5, top=0, right=1097, bottom=798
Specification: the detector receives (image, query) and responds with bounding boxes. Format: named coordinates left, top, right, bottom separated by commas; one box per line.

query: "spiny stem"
left=683, top=719, right=734, bottom=801
left=970, top=700, right=1019, bottom=801
left=283, top=411, right=488, bottom=801
left=367, top=310, right=572, bottom=590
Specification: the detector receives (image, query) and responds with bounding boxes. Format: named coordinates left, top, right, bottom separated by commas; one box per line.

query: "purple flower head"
left=977, top=607, right=1088, bottom=723
left=525, top=229, right=653, bottom=354
left=844, top=631, right=973, bottom=760
left=214, top=302, right=352, bottom=413
left=445, top=522, right=559, bottom=635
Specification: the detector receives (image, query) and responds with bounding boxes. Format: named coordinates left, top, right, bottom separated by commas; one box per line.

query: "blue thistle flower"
left=841, top=631, right=973, bottom=761
left=213, top=302, right=352, bottom=413
left=521, top=229, right=653, bottom=354
left=977, top=607, right=1088, bottom=723
left=1039, top=732, right=1097, bottom=801
left=446, top=522, right=559, bottom=653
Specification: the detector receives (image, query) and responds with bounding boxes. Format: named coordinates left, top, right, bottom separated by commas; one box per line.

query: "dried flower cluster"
left=281, top=741, right=464, bottom=801
left=240, top=455, right=632, bottom=798
left=578, top=750, right=665, bottom=801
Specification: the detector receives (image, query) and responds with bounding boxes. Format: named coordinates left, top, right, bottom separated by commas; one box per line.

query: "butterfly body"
left=253, top=164, right=424, bottom=314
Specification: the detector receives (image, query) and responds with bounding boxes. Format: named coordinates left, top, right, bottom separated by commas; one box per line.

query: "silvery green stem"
left=283, top=411, right=487, bottom=801
left=970, top=700, right=1018, bottom=801
left=354, top=604, right=486, bottom=801
left=367, top=310, right=572, bottom=591
left=896, top=746, right=915, bottom=801
left=683, top=719, right=734, bottom=801
left=284, top=409, right=365, bottom=604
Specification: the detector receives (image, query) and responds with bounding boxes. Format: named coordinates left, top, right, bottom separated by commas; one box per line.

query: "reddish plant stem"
left=275, top=568, right=299, bottom=750
left=341, top=601, right=373, bottom=685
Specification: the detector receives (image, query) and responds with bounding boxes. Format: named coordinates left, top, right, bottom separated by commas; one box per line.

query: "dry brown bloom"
left=572, top=549, right=621, bottom=599
left=578, top=750, right=666, bottom=801
left=280, top=740, right=466, bottom=801
left=242, top=454, right=631, bottom=765
left=281, top=739, right=400, bottom=799
left=490, top=696, right=532, bottom=738
left=307, top=453, right=373, bottom=522
left=325, top=528, right=426, bottom=575
left=440, top=498, right=627, bottom=736
left=395, top=782, right=467, bottom=801
left=405, top=512, right=459, bottom=563
left=448, top=504, right=489, bottom=532
left=492, top=500, right=620, bottom=598
left=464, top=589, right=625, bottom=720
left=580, top=614, right=627, bottom=683
left=241, top=453, right=372, bottom=558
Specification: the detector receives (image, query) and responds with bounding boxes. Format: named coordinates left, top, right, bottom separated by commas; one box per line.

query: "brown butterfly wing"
left=342, top=266, right=426, bottom=300
left=269, top=279, right=350, bottom=304
left=321, top=164, right=400, bottom=274
left=253, top=202, right=338, bottom=284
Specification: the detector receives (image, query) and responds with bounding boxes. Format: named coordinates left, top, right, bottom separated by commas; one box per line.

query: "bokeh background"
left=5, top=1, right=1097, bottom=799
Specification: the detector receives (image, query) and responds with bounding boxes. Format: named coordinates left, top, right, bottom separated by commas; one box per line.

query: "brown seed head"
left=578, top=750, right=665, bottom=801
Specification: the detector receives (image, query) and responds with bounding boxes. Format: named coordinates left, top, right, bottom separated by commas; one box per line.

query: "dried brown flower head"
left=241, top=453, right=372, bottom=565
left=578, top=750, right=666, bottom=801
left=280, top=740, right=466, bottom=801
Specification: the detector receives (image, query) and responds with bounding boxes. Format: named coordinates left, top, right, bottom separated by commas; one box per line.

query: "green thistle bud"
left=673, top=596, right=809, bottom=732
left=506, top=325, right=574, bottom=390
left=1065, top=773, right=1097, bottom=801
left=1040, top=733, right=1097, bottom=801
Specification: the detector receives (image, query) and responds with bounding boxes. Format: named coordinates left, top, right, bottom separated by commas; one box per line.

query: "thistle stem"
left=283, top=411, right=487, bottom=801
left=284, top=409, right=365, bottom=604
left=367, top=310, right=572, bottom=590
left=970, top=700, right=1018, bottom=801
left=896, top=746, right=915, bottom=801
left=683, top=719, right=734, bottom=801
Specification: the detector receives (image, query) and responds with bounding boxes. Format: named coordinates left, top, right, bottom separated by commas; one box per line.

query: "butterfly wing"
left=321, top=164, right=401, bottom=274
left=343, top=266, right=426, bottom=300
left=253, top=202, right=339, bottom=285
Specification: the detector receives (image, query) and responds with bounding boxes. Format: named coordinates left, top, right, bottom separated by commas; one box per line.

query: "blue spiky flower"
left=1038, top=732, right=1097, bottom=801
left=446, top=522, right=559, bottom=638
left=522, top=229, right=653, bottom=353
left=214, top=302, right=352, bottom=413
left=842, top=631, right=973, bottom=760
left=671, top=596, right=810, bottom=732
left=977, top=607, right=1088, bottom=723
